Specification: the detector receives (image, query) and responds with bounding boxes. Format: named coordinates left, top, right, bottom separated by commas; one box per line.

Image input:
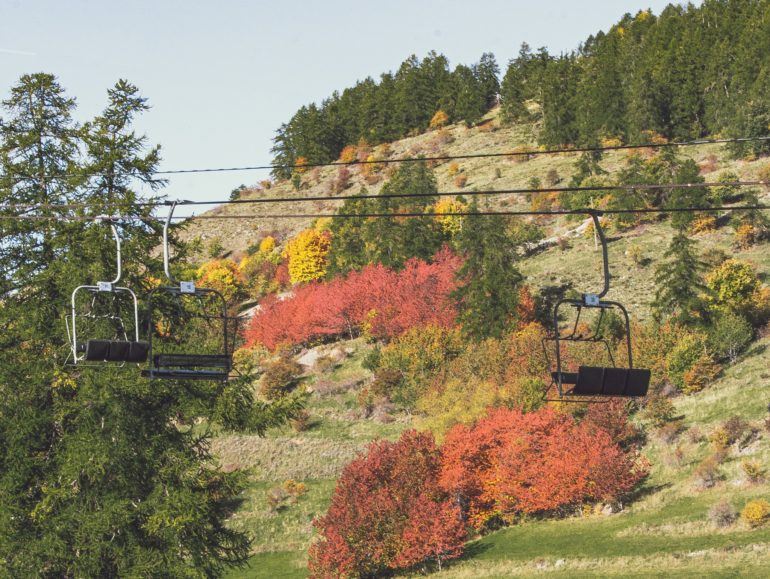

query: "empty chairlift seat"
left=552, top=366, right=650, bottom=398
left=144, top=353, right=231, bottom=381
left=80, top=340, right=149, bottom=363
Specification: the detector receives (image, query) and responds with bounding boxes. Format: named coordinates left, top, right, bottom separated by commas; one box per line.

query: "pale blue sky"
left=1, top=0, right=688, bottom=213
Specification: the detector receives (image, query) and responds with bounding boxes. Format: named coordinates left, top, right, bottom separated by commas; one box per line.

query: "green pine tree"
left=654, top=230, right=707, bottom=326
left=0, top=74, right=301, bottom=576
left=452, top=201, right=524, bottom=341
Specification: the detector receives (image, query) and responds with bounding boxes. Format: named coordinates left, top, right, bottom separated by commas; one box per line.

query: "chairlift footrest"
left=142, top=369, right=230, bottom=381
left=153, top=354, right=231, bottom=369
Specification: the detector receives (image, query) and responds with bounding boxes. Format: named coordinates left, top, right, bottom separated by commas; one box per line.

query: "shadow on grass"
left=625, top=480, right=673, bottom=503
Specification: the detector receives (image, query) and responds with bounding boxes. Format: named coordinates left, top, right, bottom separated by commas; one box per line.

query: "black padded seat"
left=106, top=340, right=130, bottom=362
left=80, top=339, right=149, bottom=363
left=126, top=341, right=150, bottom=363
left=568, top=366, right=650, bottom=397
left=81, top=340, right=110, bottom=361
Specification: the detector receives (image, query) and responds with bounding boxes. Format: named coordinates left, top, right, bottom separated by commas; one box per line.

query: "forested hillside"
left=271, top=0, right=770, bottom=176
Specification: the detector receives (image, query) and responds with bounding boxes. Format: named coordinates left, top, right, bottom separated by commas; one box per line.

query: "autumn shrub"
left=338, top=145, right=357, bottom=164
left=245, top=249, right=462, bottom=349
left=682, top=354, right=720, bottom=394
left=742, top=461, right=766, bottom=483
left=708, top=500, right=737, bottom=528
left=657, top=421, right=683, bottom=444
left=368, top=368, right=403, bottom=402
left=446, top=162, right=460, bottom=177
left=377, top=325, right=463, bottom=409
left=284, top=228, right=332, bottom=284
left=692, top=454, right=722, bottom=490
left=429, top=110, right=450, bottom=129
left=434, top=198, right=467, bottom=237
left=735, top=223, right=758, bottom=249
left=641, top=395, right=676, bottom=428
left=260, top=354, right=303, bottom=399
left=454, top=174, right=468, bottom=188
left=583, top=399, right=643, bottom=451
left=308, top=430, right=466, bottom=577
left=314, top=355, right=337, bottom=374
left=690, top=215, right=717, bottom=233
left=290, top=409, right=312, bottom=432
left=715, top=415, right=750, bottom=449
left=741, top=499, right=770, bottom=528
left=196, top=259, right=244, bottom=304
left=440, top=407, right=647, bottom=529
left=665, top=330, right=709, bottom=391
left=757, top=162, right=770, bottom=186
left=705, top=259, right=769, bottom=327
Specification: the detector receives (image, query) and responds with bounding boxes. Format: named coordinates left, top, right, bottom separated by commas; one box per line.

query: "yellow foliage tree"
left=259, top=236, right=276, bottom=254
left=429, top=110, right=449, bottom=129
left=196, top=259, right=244, bottom=303
left=284, top=228, right=332, bottom=284
left=338, top=145, right=357, bottom=163
left=434, top=198, right=467, bottom=236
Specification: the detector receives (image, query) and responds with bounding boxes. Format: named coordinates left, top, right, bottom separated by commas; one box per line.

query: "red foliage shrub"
left=308, top=430, right=465, bottom=578
left=245, top=248, right=462, bottom=349
left=439, top=407, right=647, bottom=529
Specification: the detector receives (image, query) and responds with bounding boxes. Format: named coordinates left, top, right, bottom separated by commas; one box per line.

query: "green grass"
left=225, top=551, right=307, bottom=579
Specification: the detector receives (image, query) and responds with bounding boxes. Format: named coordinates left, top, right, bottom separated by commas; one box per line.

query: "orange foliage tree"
left=308, top=430, right=465, bottom=578
left=440, top=407, right=647, bottom=529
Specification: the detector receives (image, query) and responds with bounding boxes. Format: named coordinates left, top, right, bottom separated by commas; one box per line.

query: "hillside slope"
left=182, top=107, right=770, bottom=257
left=203, top=113, right=770, bottom=578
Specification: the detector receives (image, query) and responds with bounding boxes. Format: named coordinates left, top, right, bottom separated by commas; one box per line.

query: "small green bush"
left=642, top=395, right=676, bottom=428
left=708, top=311, right=753, bottom=363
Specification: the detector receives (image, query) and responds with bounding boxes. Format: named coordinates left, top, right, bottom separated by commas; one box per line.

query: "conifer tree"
left=654, top=230, right=707, bottom=326
left=452, top=201, right=523, bottom=340
left=0, top=74, right=299, bottom=576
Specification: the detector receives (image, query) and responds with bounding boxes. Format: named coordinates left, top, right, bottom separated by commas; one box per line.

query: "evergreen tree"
left=0, top=74, right=300, bottom=575
left=366, top=162, right=443, bottom=268
left=326, top=188, right=374, bottom=276
left=452, top=201, right=523, bottom=341
left=654, top=230, right=707, bottom=326
left=451, top=64, right=486, bottom=127
left=475, top=52, right=500, bottom=108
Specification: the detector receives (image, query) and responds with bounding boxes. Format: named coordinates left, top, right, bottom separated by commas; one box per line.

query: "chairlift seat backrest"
left=81, top=339, right=149, bottom=363
left=567, top=365, right=650, bottom=397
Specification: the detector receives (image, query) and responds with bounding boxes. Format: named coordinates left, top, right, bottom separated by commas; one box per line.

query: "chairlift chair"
left=66, top=218, right=149, bottom=365
left=142, top=202, right=234, bottom=382
left=542, top=211, right=651, bottom=401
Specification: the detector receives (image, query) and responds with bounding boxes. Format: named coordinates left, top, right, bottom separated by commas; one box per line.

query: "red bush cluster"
left=308, top=430, right=465, bottom=578
left=440, top=407, right=647, bottom=528
left=309, top=407, right=647, bottom=577
left=245, top=248, right=462, bottom=349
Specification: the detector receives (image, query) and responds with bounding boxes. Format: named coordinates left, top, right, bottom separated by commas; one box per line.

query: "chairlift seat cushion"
left=569, top=366, right=650, bottom=397
left=126, top=341, right=150, bottom=363
left=83, top=340, right=111, bottom=361
left=106, top=340, right=130, bottom=362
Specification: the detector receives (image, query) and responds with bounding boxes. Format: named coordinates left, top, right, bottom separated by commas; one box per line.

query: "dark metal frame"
left=142, top=202, right=233, bottom=382
left=542, top=210, right=646, bottom=402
